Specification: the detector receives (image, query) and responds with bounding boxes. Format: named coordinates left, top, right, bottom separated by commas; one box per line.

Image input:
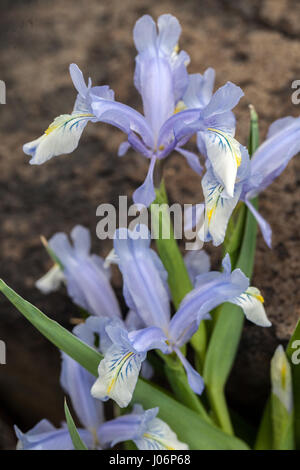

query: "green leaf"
left=254, top=399, right=273, bottom=450
left=162, top=352, right=211, bottom=423
left=133, top=381, right=249, bottom=450
left=248, top=105, right=259, bottom=155
left=271, top=395, right=294, bottom=450
left=64, top=398, right=88, bottom=450
left=0, top=280, right=249, bottom=450
left=0, top=279, right=101, bottom=376
left=224, top=202, right=247, bottom=267
left=150, top=182, right=193, bottom=309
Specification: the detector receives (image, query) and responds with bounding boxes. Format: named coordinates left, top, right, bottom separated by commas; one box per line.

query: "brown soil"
left=0, top=0, right=299, bottom=448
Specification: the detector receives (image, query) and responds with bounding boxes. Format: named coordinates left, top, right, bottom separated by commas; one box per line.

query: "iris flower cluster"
left=14, top=13, right=299, bottom=450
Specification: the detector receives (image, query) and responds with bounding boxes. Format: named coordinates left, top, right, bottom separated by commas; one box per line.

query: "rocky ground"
left=0, top=0, right=299, bottom=448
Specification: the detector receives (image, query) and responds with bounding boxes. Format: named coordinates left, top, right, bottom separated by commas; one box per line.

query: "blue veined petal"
left=230, top=286, right=271, bottom=327
left=98, top=405, right=157, bottom=448
left=203, top=110, right=236, bottom=137
left=203, top=129, right=242, bottom=198
left=91, top=326, right=146, bottom=408
left=60, top=353, right=105, bottom=431
left=23, top=63, right=118, bottom=165
left=135, top=414, right=189, bottom=450
left=183, top=69, right=215, bottom=109
left=169, top=261, right=249, bottom=347
left=113, top=225, right=171, bottom=331
left=98, top=404, right=188, bottom=450
left=14, top=420, right=93, bottom=450
left=200, top=167, right=242, bottom=246
left=23, top=112, right=94, bottom=165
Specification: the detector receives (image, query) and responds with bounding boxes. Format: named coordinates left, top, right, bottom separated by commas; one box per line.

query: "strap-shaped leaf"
left=64, top=399, right=88, bottom=450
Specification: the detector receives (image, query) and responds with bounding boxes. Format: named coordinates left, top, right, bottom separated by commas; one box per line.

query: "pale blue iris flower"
left=186, top=115, right=300, bottom=247
left=98, top=404, right=188, bottom=450
left=91, top=225, right=270, bottom=408
left=23, top=14, right=247, bottom=207
left=241, top=115, right=300, bottom=247
left=36, top=225, right=122, bottom=319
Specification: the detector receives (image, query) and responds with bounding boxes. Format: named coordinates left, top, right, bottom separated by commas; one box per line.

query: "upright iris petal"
left=47, top=225, right=121, bottom=319
left=113, top=226, right=171, bottom=332
left=133, top=14, right=189, bottom=144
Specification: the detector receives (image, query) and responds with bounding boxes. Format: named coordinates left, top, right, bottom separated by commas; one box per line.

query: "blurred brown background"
left=0, top=0, right=299, bottom=449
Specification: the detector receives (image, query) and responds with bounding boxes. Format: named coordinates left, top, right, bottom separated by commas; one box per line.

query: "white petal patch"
left=23, top=112, right=94, bottom=165
left=233, top=287, right=271, bottom=327
left=35, top=265, right=65, bottom=294
left=91, top=345, right=144, bottom=408
left=135, top=417, right=189, bottom=450
left=204, top=128, right=242, bottom=198
left=201, top=170, right=241, bottom=246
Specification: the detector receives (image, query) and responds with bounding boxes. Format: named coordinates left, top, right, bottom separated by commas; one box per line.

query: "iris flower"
left=23, top=14, right=245, bottom=206
left=36, top=225, right=121, bottom=319
left=187, top=115, right=300, bottom=247
left=91, top=225, right=270, bottom=408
